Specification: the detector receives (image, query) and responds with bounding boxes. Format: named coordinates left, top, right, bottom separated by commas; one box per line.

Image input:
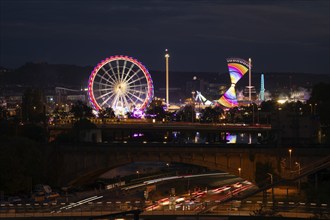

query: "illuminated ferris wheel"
left=88, top=55, right=154, bottom=115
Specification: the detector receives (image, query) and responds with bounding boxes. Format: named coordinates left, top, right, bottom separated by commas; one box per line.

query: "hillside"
left=1, top=63, right=329, bottom=98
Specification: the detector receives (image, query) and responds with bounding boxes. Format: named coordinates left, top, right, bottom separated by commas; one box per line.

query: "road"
left=1, top=172, right=328, bottom=218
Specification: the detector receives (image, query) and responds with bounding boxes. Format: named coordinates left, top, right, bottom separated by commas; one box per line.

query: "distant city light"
left=277, top=99, right=287, bottom=104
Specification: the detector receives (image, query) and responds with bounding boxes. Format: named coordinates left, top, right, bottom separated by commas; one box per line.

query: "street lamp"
left=314, top=104, right=317, bottom=114
left=295, top=162, right=301, bottom=193
left=191, top=91, right=195, bottom=123
left=257, top=107, right=261, bottom=124
left=267, top=173, right=275, bottom=208
left=309, top=103, right=318, bottom=115
left=252, top=103, right=255, bottom=125
left=267, top=173, right=273, bottom=184
left=238, top=167, right=241, bottom=177
left=288, top=149, right=292, bottom=171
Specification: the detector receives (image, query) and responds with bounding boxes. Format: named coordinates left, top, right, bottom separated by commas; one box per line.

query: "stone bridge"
left=48, top=142, right=329, bottom=187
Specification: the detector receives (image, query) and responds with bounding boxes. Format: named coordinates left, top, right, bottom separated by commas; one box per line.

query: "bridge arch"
left=51, top=143, right=328, bottom=187
left=53, top=143, right=268, bottom=186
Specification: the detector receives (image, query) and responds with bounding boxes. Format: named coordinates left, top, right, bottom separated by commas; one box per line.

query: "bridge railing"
left=287, top=155, right=330, bottom=181
left=0, top=200, right=328, bottom=218
left=196, top=155, right=330, bottom=215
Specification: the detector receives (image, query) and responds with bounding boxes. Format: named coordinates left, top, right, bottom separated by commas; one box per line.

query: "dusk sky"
left=1, top=0, right=329, bottom=74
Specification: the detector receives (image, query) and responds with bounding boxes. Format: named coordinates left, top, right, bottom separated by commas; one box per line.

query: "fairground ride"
left=218, top=58, right=249, bottom=108
left=88, top=55, right=154, bottom=115
left=194, top=58, right=250, bottom=108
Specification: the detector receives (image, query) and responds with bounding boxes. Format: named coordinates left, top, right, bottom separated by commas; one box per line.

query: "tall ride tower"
left=244, top=58, right=256, bottom=101
left=260, top=73, right=265, bottom=102
left=165, top=49, right=170, bottom=108
left=248, top=58, right=252, bottom=101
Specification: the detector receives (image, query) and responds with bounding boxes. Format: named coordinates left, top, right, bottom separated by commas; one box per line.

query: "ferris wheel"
left=88, top=55, right=154, bottom=115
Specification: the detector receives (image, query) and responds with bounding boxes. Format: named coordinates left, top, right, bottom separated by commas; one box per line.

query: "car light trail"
left=59, top=195, right=103, bottom=210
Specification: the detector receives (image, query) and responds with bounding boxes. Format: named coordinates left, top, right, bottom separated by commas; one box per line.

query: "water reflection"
left=226, top=133, right=237, bottom=143
left=110, top=130, right=265, bottom=144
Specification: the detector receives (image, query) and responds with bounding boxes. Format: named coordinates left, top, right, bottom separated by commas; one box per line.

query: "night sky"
left=1, top=0, right=329, bottom=74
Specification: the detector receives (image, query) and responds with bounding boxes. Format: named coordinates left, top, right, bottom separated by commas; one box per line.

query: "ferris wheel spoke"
left=122, top=63, right=135, bottom=82
left=97, top=87, right=114, bottom=92
left=126, top=76, right=146, bottom=85
left=116, top=60, right=121, bottom=82
left=124, top=69, right=141, bottom=84
left=126, top=93, right=138, bottom=107
left=108, top=62, right=119, bottom=82
left=117, top=96, right=123, bottom=109
left=121, top=60, right=128, bottom=82
left=114, top=94, right=122, bottom=109
left=111, top=93, right=120, bottom=108
left=127, top=88, right=144, bottom=94
left=121, top=97, right=125, bottom=108
left=96, top=90, right=114, bottom=100
left=118, top=96, right=123, bottom=108
left=127, top=90, right=145, bottom=103
left=128, top=83, right=147, bottom=89
left=127, top=86, right=144, bottom=92
left=96, top=72, right=116, bottom=86
left=100, top=73, right=116, bottom=86
left=100, top=92, right=116, bottom=107
left=121, top=95, right=126, bottom=106
left=94, top=81, right=114, bottom=88
left=101, top=67, right=117, bottom=85
left=122, top=96, right=129, bottom=109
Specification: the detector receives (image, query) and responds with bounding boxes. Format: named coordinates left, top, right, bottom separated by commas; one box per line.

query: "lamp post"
left=267, top=173, right=275, bottom=209
left=238, top=167, right=241, bottom=177
left=295, top=162, right=301, bottom=193
left=267, top=173, right=273, bottom=184
left=288, top=149, right=292, bottom=171
left=252, top=103, right=255, bottom=125
left=248, top=58, right=252, bottom=102
left=191, top=91, right=195, bottom=123
left=309, top=103, right=318, bottom=115
left=314, top=104, right=317, bottom=115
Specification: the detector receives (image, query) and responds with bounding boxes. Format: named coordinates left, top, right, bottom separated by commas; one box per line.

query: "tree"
left=70, top=101, right=94, bottom=119
left=98, top=107, right=115, bottom=122
left=146, top=105, right=165, bottom=120
left=226, top=107, right=241, bottom=123
left=200, top=106, right=223, bottom=123
left=259, top=100, right=277, bottom=124
left=308, top=83, right=330, bottom=143
left=0, top=105, right=8, bottom=120
left=309, top=83, right=330, bottom=125
left=52, top=105, right=69, bottom=120
left=176, top=104, right=195, bottom=122
left=21, top=88, right=46, bottom=123
left=260, top=100, right=277, bottom=113
left=146, top=99, right=166, bottom=120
